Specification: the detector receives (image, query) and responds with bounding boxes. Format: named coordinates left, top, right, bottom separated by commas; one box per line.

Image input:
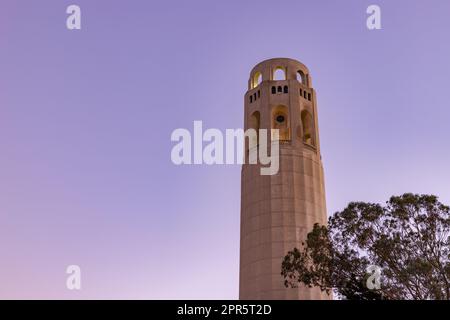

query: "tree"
left=281, top=193, right=450, bottom=300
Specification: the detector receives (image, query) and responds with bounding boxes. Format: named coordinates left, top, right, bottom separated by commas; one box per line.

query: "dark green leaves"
left=281, top=193, right=450, bottom=300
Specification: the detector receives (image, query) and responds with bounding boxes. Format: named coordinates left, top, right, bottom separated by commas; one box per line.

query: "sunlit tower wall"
left=239, top=58, right=329, bottom=300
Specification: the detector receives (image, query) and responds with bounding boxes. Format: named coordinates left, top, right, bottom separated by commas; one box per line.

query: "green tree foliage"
left=281, top=194, right=450, bottom=300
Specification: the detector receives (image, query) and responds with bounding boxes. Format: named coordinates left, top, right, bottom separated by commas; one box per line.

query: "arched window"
left=296, top=70, right=307, bottom=85
left=249, top=111, right=260, bottom=147
left=283, top=86, right=288, bottom=93
left=273, top=67, right=286, bottom=80
left=272, top=105, right=290, bottom=141
left=301, top=110, right=315, bottom=146
left=253, top=72, right=262, bottom=88
left=277, top=86, right=282, bottom=93
left=271, top=86, right=276, bottom=94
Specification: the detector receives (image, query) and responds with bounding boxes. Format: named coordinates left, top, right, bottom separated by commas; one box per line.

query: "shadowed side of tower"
left=239, top=58, right=329, bottom=300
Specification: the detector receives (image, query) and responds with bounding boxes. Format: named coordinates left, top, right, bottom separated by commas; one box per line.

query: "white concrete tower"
left=239, top=58, right=329, bottom=300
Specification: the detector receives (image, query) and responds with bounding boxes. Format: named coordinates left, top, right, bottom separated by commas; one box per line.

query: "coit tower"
left=239, top=58, right=329, bottom=299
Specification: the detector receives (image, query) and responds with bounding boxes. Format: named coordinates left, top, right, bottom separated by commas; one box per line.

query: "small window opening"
left=273, top=67, right=286, bottom=80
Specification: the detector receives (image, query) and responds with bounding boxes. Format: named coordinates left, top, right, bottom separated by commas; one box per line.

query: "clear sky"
left=1, top=0, right=450, bottom=299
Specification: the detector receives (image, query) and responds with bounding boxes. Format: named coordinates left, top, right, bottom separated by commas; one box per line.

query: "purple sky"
left=1, top=0, right=450, bottom=299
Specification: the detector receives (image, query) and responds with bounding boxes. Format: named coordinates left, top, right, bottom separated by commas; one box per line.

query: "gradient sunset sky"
left=1, top=0, right=450, bottom=299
